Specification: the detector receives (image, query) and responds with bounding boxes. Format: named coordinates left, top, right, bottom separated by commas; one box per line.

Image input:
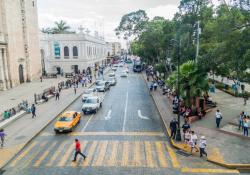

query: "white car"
left=119, top=63, right=124, bottom=67
left=82, top=96, right=103, bottom=114
left=82, top=88, right=97, bottom=102
left=111, top=67, right=117, bottom=71
left=108, top=72, right=115, bottom=78
left=120, top=70, right=128, bottom=77
left=108, top=77, right=117, bottom=86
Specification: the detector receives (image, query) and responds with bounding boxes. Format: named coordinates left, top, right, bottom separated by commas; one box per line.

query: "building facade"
left=0, top=0, right=41, bottom=90
left=40, top=33, right=107, bottom=75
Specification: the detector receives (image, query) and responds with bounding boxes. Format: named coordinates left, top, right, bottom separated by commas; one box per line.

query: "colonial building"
left=0, top=0, right=41, bottom=90
left=40, top=33, right=107, bottom=75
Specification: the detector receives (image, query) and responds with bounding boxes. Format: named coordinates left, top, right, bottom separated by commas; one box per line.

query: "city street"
left=2, top=67, right=239, bottom=175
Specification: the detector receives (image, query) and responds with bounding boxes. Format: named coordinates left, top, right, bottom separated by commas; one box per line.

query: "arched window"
left=64, top=46, right=69, bottom=58
left=73, top=46, right=78, bottom=58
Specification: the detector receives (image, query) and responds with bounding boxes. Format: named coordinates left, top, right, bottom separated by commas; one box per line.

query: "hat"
left=201, top=136, right=205, bottom=139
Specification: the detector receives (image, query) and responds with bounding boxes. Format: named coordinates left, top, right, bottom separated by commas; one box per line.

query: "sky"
left=37, top=0, right=180, bottom=47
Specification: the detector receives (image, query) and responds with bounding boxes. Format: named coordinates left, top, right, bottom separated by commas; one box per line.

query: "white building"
left=0, top=0, right=41, bottom=90
left=40, top=33, right=107, bottom=75
left=105, top=42, right=122, bottom=57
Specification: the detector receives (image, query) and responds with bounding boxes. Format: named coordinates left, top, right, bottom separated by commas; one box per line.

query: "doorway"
left=19, top=64, right=25, bottom=84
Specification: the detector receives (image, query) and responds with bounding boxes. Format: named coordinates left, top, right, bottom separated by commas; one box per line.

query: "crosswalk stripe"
left=155, top=142, right=168, bottom=168
left=133, top=141, right=142, bottom=167
left=121, top=141, right=129, bottom=166
left=106, top=141, right=119, bottom=166
left=145, top=141, right=157, bottom=168
left=82, top=141, right=98, bottom=166
left=10, top=141, right=37, bottom=167
left=23, top=141, right=47, bottom=168
left=34, top=142, right=57, bottom=167
left=166, top=144, right=180, bottom=168
left=57, top=142, right=75, bottom=167
left=92, top=141, right=108, bottom=166
left=71, top=141, right=88, bottom=167
left=46, top=141, right=67, bottom=167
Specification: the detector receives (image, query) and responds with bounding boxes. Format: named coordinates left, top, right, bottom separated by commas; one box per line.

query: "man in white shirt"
left=215, top=109, right=222, bottom=128
left=190, top=131, right=199, bottom=153
left=199, top=136, right=207, bottom=157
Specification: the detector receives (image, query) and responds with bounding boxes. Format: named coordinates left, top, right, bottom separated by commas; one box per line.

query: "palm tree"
left=41, top=27, right=53, bottom=34
left=52, top=20, right=71, bottom=34
left=167, top=60, right=209, bottom=106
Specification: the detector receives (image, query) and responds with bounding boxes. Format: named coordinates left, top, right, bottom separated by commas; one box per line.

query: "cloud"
left=147, top=4, right=178, bottom=20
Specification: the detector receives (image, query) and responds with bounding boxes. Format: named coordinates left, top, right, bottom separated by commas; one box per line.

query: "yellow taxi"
left=54, top=111, right=81, bottom=133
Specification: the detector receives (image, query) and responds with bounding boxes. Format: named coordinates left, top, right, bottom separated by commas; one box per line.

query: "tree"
left=52, top=20, right=72, bottom=34
left=115, top=10, right=149, bottom=40
left=167, top=60, right=209, bottom=106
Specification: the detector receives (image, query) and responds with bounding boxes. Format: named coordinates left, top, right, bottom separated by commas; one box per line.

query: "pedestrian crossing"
left=9, top=140, right=179, bottom=168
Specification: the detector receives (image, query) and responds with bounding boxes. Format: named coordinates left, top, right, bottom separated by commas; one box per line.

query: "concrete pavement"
left=1, top=67, right=240, bottom=175
left=0, top=68, right=111, bottom=170
left=145, top=73, right=250, bottom=167
left=0, top=76, right=66, bottom=115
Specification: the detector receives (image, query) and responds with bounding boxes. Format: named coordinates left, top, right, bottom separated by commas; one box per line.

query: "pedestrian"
left=153, top=81, right=158, bottom=91
left=40, top=76, right=43, bottom=82
left=74, top=86, right=77, bottom=94
left=31, top=104, right=36, bottom=118
left=189, top=131, right=199, bottom=153
left=55, top=91, right=60, bottom=100
left=0, top=129, right=6, bottom=148
left=215, top=109, right=222, bottom=128
left=199, top=136, right=207, bottom=157
left=182, top=121, right=191, bottom=135
left=170, top=118, right=177, bottom=139
left=72, top=139, right=86, bottom=162
left=243, top=116, right=249, bottom=136
left=238, top=111, right=244, bottom=130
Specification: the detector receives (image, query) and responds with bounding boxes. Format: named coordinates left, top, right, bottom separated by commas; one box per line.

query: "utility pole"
left=195, top=20, right=200, bottom=64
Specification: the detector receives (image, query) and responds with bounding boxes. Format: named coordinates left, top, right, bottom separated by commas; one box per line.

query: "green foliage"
left=41, top=20, right=75, bottom=34
left=167, top=60, right=209, bottom=105
left=115, top=10, right=149, bottom=40
left=118, top=1, right=250, bottom=81
left=154, top=64, right=165, bottom=73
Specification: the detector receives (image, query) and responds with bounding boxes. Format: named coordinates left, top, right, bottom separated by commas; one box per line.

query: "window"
left=73, top=46, right=78, bottom=58
left=32, top=1, right=35, bottom=7
left=64, top=46, right=69, bottom=58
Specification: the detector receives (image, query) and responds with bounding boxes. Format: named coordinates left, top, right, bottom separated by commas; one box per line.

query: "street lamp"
left=170, top=39, right=182, bottom=141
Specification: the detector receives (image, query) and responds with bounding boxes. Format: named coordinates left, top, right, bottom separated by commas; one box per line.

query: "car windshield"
left=83, top=89, right=93, bottom=94
left=97, top=82, right=105, bottom=86
left=109, top=78, right=115, bottom=81
left=85, top=98, right=97, bottom=104
left=58, top=116, right=73, bottom=122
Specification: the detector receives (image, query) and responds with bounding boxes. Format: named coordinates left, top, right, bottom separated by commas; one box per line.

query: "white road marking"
left=138, top=110, right=150, bottom=120
left=122, top=92, right=128, bottom=132
left=81, top=114, right=94, bottom=132
left=105, top=110, right=112, bottom=120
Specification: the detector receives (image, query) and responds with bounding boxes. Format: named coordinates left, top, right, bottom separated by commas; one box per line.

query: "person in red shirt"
left=72, top=139, right=86, bottom=162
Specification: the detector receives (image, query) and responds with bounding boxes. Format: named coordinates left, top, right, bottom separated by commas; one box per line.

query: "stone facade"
left=0, top=0, right=41, bottom=90
left=40, top=33, right=107, bottom=75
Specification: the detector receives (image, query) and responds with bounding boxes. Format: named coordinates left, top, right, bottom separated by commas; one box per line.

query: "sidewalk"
left=0, top=76, right=66, bottom=115
left=144, top=73, right=250, bottom=167
left=0, top=68, right=110, bottom=169
left=209, top=74, right=250, bottom=92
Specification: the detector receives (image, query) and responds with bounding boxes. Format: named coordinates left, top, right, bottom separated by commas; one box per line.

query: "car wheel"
left=94, top=109, right=97, bottom=114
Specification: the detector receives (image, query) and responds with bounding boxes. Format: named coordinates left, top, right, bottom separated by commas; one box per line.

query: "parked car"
left=82, top=88, right=97, bottom=102
left=120, top=70, right=128, bottom=77
left=114, top=64, right=119, bottom=67
left=111, top=67, right=117, bottom=71
left=96, top=81, right=110, bottom=92
left=54, top=111, right=81, bottom=133
left=119, top=63, right=124, bottom=67
left=82, top=96, right=103, bottom=114
left=108, top=77, right=117, bottom=86
left=108, top=72, right=116, bottom=78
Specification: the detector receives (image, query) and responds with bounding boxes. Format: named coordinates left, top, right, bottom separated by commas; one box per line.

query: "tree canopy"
left=41, top=20, right=75, bottom=34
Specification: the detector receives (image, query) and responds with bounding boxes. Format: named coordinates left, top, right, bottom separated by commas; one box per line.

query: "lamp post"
left=171, top=39, right=181, bottom=141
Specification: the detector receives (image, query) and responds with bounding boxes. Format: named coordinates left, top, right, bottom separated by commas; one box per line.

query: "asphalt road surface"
left=3, top=66, right=240, bottom=175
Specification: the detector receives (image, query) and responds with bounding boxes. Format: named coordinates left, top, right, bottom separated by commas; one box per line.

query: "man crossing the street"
left=170, top=118, right=177, bottom=139
left=55, top=91, right=60, bottom=100
left=72, top=139, right=86, bottom=162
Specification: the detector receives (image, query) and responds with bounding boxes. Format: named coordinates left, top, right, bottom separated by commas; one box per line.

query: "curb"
left=0, top=111, right=27, bottom=129
left=0, top=68, right=111, bottom=170
left=142, top=73, right=250, bottom=170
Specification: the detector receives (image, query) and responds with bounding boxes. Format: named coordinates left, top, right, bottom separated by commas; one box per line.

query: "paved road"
left=2, top=66, right=240, bottom=175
